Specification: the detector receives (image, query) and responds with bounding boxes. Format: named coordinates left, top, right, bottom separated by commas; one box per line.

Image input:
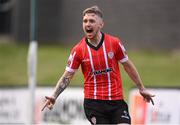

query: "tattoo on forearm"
left=53, top=77, right=70, bottom=99
left=62, top=77, right=70, bottom=85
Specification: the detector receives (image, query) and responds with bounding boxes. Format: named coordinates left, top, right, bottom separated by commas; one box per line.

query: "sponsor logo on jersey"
left=92, top=68, right=113, bottom=76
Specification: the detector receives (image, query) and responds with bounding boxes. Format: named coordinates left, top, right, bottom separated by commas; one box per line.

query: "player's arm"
left=121, top=59, right=155, bottom=105
left=41, top=70, right=75, bottom=111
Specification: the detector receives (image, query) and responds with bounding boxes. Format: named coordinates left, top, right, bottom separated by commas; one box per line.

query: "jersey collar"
left=85, top=32, right=104, bottom=51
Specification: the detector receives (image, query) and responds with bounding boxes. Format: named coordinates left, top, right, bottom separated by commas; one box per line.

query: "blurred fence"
left=0, top=87, right=89, bottom=124
left=129, top=88, right=180, bottom=124
left=1, top=87, right=180, bottom=124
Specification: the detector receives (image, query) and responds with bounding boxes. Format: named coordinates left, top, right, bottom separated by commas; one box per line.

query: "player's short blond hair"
left=83, top=5, right=103, bottom=19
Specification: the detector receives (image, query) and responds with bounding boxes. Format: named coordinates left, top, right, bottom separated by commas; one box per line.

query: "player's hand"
left=41, top=96, right=56, bottom=111
left=139, top=89, right=155, bottom=105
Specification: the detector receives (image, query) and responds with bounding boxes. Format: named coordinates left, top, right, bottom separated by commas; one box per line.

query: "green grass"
left=120, top=50, right=180, bottom=99
left=37, top=44, right=84, bottom=86
left=0, top=43, right=28, bottom=86
left=0, top=43, right=180, bottom=99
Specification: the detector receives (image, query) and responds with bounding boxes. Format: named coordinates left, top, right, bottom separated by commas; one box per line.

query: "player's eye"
left=83, top=19, right=88, bottom=23
left=89, top=19, right=95, bottom=23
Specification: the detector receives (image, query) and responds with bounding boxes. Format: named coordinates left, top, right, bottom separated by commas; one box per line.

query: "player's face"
left=83, top=13, right=104, bottom=40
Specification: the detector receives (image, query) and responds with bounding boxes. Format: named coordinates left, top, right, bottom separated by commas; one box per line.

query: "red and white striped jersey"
left=66, top=33, right=128, bottom=100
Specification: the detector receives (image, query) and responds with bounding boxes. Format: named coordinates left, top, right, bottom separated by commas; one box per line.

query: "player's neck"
left=87, top=32, right=102, bottom=47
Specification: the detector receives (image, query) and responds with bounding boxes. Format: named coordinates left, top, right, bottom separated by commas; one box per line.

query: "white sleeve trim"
left=65, top=66, right=77, bottom=73
left=119, top=55, right=128, bottom=63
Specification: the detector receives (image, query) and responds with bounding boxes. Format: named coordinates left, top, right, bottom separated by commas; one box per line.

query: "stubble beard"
left=86, top=30, right=99, bottom=42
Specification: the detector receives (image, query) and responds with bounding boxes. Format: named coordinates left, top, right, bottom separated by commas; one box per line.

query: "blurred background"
left=0, top=0, right=180, bottom=124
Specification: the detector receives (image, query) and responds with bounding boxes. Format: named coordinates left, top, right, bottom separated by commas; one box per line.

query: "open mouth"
left=86, top=29, right=93, bottom=33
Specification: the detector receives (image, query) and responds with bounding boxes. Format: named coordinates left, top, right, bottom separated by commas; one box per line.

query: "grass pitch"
left=0, top=43, right=180, bottom=99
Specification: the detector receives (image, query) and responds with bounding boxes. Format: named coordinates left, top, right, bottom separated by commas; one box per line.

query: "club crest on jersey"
left=108, top=51, right=114, bottom=59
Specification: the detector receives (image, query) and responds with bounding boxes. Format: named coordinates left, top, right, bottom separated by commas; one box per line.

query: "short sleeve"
left=65, top=46, right=81, bottom=73
left=114, top=38, right=128, bottom=63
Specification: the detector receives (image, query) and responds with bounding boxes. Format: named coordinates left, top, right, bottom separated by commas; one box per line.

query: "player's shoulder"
left=71, top=38, right=86, bottom=51
left=104, top=33, right=122, bottom=44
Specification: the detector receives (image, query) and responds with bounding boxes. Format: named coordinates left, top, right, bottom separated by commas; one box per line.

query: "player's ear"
left=101, top=21, right=104, bottom=28
left=99, top=20, right=104, bottom=29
